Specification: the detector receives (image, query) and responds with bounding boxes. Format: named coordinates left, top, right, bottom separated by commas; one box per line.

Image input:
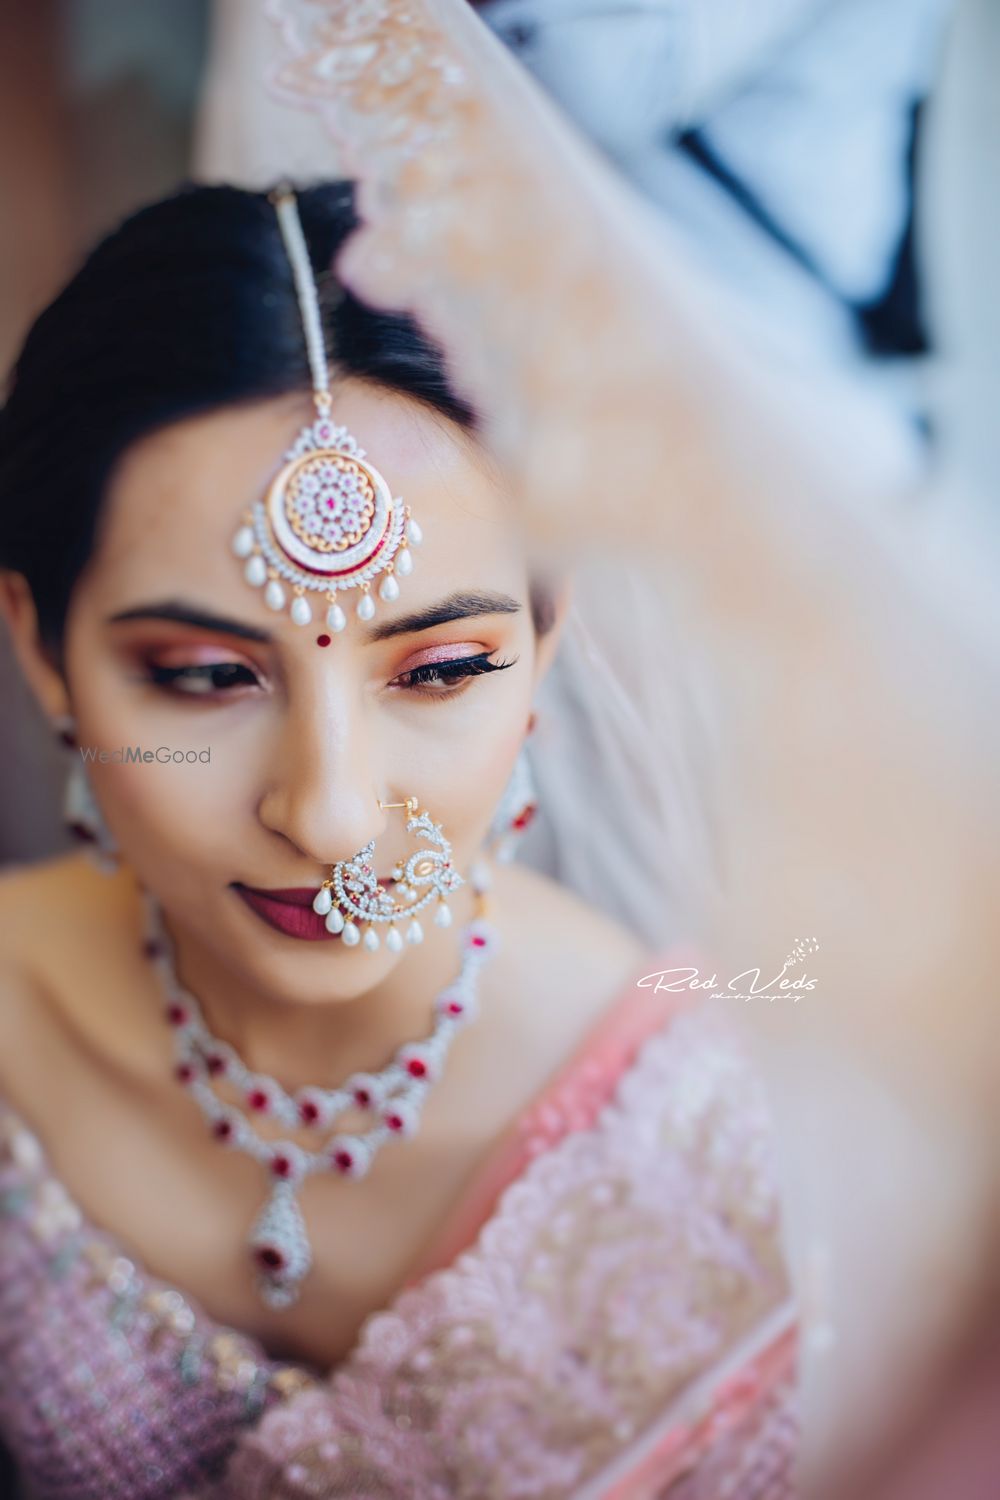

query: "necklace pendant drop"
left=248, top=1180, right=312, bottom=1310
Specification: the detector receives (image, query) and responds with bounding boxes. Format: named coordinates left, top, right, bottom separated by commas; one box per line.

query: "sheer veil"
left=194, top=0, right=734, bottom=951
left=193, top=0, right=926, bottom=954
left=192, top=3, right=1000, bottom=1491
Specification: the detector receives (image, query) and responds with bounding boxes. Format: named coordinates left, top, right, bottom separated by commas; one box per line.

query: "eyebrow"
left=105, top=590, right=522, bottom=643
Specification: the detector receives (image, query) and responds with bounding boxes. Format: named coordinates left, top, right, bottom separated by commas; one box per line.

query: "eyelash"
left=396, top=653, right=518, bottom=700
left=144, top=652, right=518, bottom=702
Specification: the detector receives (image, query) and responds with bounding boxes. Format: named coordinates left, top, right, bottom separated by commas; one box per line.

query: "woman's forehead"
left=84, top=386, right=526, bottom=611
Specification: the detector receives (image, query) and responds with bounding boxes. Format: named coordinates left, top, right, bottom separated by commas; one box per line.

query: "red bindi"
left=316, top=633, right=331, bottom=647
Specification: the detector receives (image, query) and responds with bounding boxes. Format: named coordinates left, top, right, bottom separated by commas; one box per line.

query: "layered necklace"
left=139, top=883, right=499, bottom=1310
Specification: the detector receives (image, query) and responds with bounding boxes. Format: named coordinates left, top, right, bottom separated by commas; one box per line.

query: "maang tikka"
left=231, top=186, right=422, bottom=632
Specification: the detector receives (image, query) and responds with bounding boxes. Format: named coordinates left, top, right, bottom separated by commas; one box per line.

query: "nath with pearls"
left=231, top=186, right=421, bottom=633
left=312, top=795, right=463, bottom=953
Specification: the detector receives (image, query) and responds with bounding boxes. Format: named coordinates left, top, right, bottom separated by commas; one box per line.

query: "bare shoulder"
left=0, top=853, right=135, bottom=1092
left=0, top=850, right=131, bottom=956
left=0, top=946, right=56, bottom=1119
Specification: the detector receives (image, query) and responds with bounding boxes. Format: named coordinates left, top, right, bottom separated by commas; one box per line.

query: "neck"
left=152, top=884, right=486, bottom=1093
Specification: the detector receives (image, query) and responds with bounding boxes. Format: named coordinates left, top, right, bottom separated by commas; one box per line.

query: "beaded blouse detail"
left=0, top=1110, right=316, bottom=1499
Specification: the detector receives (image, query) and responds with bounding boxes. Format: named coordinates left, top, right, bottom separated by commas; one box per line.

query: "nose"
left=257, top=691, right=386, bottom=871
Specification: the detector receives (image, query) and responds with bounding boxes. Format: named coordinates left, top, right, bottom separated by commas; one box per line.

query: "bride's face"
left=42, top=381, right=565, bottom=1002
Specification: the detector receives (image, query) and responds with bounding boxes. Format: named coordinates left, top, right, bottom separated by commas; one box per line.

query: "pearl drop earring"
left=54, top=714, right=119, bottom=874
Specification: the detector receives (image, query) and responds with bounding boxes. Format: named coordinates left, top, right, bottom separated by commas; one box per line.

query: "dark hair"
left=0, top=180, right=482, bottom=669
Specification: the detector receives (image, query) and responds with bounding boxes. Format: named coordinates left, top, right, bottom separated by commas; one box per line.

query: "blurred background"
left=1, top=0, right=998, bottom=867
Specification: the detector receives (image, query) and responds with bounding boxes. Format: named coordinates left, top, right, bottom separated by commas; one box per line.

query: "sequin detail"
left=0, top=1109, right=317, bottom=1499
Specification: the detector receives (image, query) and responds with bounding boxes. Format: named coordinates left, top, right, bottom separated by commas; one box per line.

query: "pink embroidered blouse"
left=0, top=944, right=798, bottom=1497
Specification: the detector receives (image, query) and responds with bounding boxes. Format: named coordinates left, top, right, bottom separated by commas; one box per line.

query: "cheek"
left=398, top=705, right=530, bottom=856
left=65, top=637, right=259, bottom=866
left=87, top=753, right=252, bottom=874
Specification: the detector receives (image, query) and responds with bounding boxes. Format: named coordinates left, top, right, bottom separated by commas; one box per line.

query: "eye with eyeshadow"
left=141, top=650, right=518, bottom=701
left=389, top=651, right=519, bottom=701
left=145, top=661, right=261, bottom=696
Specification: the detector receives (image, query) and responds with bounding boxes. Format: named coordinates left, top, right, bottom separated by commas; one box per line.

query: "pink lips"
left=232, top=881, right=394, bottom=942
left=233, top=885, right=337, bottom=941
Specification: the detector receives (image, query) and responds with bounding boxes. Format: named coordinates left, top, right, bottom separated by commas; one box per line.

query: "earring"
left=486, top=722, right=539, bottom=865
left=54, top=714, right=120, bottom=874
left=312, top=796, right=464, bottom=952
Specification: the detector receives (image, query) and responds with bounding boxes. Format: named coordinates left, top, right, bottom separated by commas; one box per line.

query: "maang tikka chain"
left=231, top=186, right=422, bottom=633
left=312, top=796, right=465, bottom=952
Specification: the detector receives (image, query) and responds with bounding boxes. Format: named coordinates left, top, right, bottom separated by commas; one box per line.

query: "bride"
left=1, top=1, right=996, bottom=1497
left=0, top=182, right=794, bottom=1500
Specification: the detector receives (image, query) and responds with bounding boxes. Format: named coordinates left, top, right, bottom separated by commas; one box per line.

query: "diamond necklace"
left=139, top=882, right=499, bottom=1310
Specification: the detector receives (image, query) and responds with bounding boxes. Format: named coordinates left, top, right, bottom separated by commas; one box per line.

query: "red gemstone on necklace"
left=333, top=1149, right=354, bottom=1173
left=447, top=1000, right=464, bottom=1015
left=471, top=936, right=486, bottom=948
left=271, top=1154, right=292, bottom=1178
left=353, top=1087, right=371, bottom=1107
left=255, top=1246, right=285, bottom=1270
left=143, top=939, right=163, bottom=960
left=248, top=1089, right=270, bottom=1112
left=406, top=1058, right=427, bottom=1078
left=174, top=1062, right=194, bottom=1084
left=386, top=1113, right=405, bottom=1131
left=212, top=1119, right=233, bottom=1141
left=299, top=1099, right=320, bottom=1124
left=166, top=1003, right=189, bottom=1026
left=206, top=1053, right=227, bottom=1077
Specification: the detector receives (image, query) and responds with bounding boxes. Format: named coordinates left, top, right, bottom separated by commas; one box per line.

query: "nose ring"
left=311, top=796, right=464, bottom=952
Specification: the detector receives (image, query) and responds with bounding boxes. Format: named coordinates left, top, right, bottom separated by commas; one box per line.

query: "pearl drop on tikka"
left=236, top=193, right=424, bottom=645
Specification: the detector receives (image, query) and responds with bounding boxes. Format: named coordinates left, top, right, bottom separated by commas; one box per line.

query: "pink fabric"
left=404, top=942, right=707, bottom=1283
left=0, top=944, right=799, bottom=1498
